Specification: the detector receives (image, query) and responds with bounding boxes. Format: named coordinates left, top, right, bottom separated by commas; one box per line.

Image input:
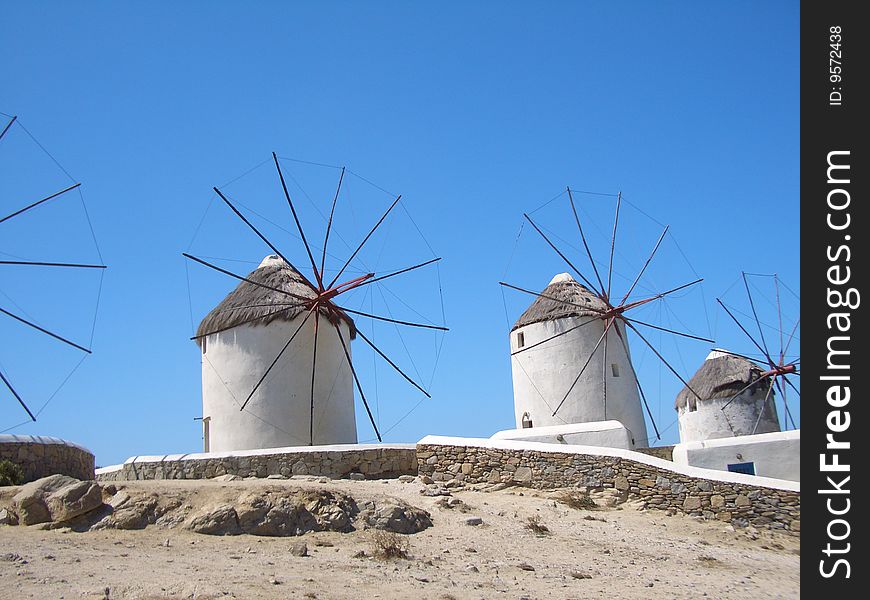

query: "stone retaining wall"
left=417, top=436, right=799, bottom=534
left=96, top=444, right=417, bottom=482
left=0, top=435, right=95, bottom=483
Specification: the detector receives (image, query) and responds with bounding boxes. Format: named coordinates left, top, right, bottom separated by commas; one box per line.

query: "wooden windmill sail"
left=0, top=113, right=106, bottom=426
left=185, top=153, right=446, bottom=449
left=713, top=272, right=799, bottom=432
left=501, top=188, right=714, bottom=444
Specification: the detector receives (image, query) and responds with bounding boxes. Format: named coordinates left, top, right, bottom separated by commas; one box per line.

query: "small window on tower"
left=611, top=363, right=620, bottom=377
left=517, top=332, right=525, bottom=348
left=202, top=337, right=208, bottom=355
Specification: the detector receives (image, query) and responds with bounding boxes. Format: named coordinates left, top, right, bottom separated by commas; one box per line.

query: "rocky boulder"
left=358, top=499, right=432, bottom=534
left=12, top=475, right=101, bottom=525
left=45, top=480, right=103, bottom=523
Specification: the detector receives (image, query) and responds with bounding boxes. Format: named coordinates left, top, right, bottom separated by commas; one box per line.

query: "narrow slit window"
left=202, top=336, right=208, bottom=355
left=611, top=363, right=620, bottom=377
left=517, top=332, right=525, bottom=348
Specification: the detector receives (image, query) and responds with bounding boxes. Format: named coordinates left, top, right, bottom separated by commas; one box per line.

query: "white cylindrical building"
left=509, top=273, right=649, bottom=448
left=675, top=349, right=780, bottom=443
left=196, top=255, right=357, bottom=452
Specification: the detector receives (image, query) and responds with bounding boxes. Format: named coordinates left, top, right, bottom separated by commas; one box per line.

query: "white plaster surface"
left=201, top=314, right=357, bottom=452
left=510, top=315, right=648, bottom=448
left=418, top=435, right=800, bottom=492
left=491, top=420, right=634, bottom=449
left=0, top=434, right=92, bottom=453
left=672, top=429, right=800, bottom=482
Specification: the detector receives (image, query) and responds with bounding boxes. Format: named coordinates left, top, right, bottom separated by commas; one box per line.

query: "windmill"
left=713, top=272, right=799, bottom=434
left=500, top=188, right=713, bottom=446
left=184, top=153, right=446, bottom=450
left=0, top=112, right=106, bottom=428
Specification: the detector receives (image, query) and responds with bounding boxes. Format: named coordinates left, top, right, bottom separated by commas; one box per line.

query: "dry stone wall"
left=96, top=445, right=417, bottom=482
left=417, top=437, right=799, bottom=534
left=0, top=435, right=95, bottom=483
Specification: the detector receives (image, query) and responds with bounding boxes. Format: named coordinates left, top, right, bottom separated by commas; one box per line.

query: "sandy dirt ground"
left=0, top=477, right=799, bottom=600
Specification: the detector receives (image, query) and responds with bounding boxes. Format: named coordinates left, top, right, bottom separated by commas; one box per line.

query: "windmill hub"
left=764, top=364, right=797, bottom=378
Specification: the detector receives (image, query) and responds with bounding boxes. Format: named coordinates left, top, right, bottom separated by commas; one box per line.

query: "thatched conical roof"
left=674, top=350, right=772, bottom=410
left=195, top=255, right=355, bottom=344
left=511, top=273, right=607, bottom=331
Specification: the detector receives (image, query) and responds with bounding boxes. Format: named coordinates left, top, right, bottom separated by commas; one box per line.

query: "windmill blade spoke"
left=606, top=192, right=622, bottom=300
left=211, top=186, right=297, bottom=272
left=333, top=320, right=382, bottom=442
left=238, top=307, right=316, bottom=412
left=774, top=274, right=785, bottom=363
left=619, top=225, right=669, bottom=306
left=356, top=257, right=442, bottom=288
left=612, top=329, right=660, bottom=440
left=742, top=272, right=773, bottom=364
left=624, top=320, right=703, bottom=402
left=0, top=115, right=16, bottom=142
left=602, top=319, right=609, bottom=418
left=751, top=378, right=776, bottom=435
left=0, top=183, right=82, bottom=225
left=719, top=373, right=770, bottom=412
left=0, top=369, right=36, bottom=422
left=567, top=187, right=605, bottom=295
left=339, top=306, right=449, bottom=331
left=498, top=281, right=607, bottom=314
left=782, top=375, right=801, bottom=396
left=0, top=260, right=106, bottom=269
left=623, top=316, right=715, bottom=343
left=523, top=213, right=600, bottom=293
left=782, top=317, right=801, bottom=358
left=622, top=278, right=703, bottom=311
left=0, top=306, right=91, bottom=353
left=309, top=312, right=320, bottom=445
left=551, top=320, right=613, bottom=417
left=272, top=152, right=323, bottom=288
left=511, top=318, right=598, bottom=356
left=183, top=253, right=312, bottom=303
left=355, top=328, right=431, bottom=398
left=716, top=299, right=775, bottom=367
left=320, top=167, right=345, bottom=280
left=774, top=376, right=797, bottom=430
left=327, top=194, right=402, bottom=290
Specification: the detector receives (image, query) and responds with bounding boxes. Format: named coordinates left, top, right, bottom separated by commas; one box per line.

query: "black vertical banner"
left=802, top=1, right=866, bottom=594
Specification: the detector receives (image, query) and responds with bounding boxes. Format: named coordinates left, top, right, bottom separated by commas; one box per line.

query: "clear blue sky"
left=1, top=1, right=799, bottom=466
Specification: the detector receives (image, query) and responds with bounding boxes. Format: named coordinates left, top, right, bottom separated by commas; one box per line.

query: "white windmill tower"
left=674, top=349, right=780, bottom=443
left=509, top=273, right=648, bottom=448
left=499, top=188, right=715, bottom=450
left=197, top=255, right=357, bottom=452
left=186, top=153, right=447, bottom=453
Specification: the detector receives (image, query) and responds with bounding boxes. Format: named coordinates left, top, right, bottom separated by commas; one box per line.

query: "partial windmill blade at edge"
left=0, top=369, right=36, bottom=422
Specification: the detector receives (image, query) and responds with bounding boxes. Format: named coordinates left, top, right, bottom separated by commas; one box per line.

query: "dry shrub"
left=0, top=460, right=24, bottom=486
left=524, top=514, right=550, bottom=536
left=370, top=530, right=410, bottom=560
left=557, top=491, right=597, bottom=510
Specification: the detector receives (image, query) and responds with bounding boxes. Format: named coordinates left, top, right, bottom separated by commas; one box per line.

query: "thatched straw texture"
left=674, top=353, right=772, bottom=410
left=512, top=274, right=607, bottom=331
left=195, top=256, right=355, bottom=344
